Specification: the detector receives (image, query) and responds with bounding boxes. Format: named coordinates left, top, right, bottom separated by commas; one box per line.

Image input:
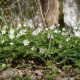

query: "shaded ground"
left=0, top=60, right=80, bottom=80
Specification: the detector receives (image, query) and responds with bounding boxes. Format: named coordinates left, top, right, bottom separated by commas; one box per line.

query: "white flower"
left=1, top=40, right=5, bottom=43
left=18, top=23, right=21, bottom=28
left=39, top=23, right=43, bottom=27
left=61, top=32, right=69, bottom=36
left=10, top=42, right=14, bottom=45
left=1, top=29, right=6, bottom=34
left=66, top=38, right=70, bottom=42
left=3, top=25, right=8, bottom=29
left=59, top=44, right=63, bottom=49
left=54, top=29, right=61, bottom=34
left=32, top=27, right=43, bottom=36
left=9, top=28, right=15, bottom=34
left=74, top=26, right=77, bottom=30
left=45, top=28, right=48, bottom=30
left=47, top=33, right=54, bottom=39
left=75, top=31, right=80, bottom=37
left=9, top=34, right=14, bottom=39
left=17, top=23, right=21, bottom=30
left=54, top=29, right=58, bottom=34
left=39, top=48, right=45, bottom=54
left=31, top=47, right=35, bottom=51
left=61, top=32, right=65, bottom=35
left=19, top=29, right=26, bottom=35
left=50, top=25, right=56, bottom=30
left=27, top=19, right=34, bottom=29
left=58, top=30, right=61, bottom=33
left=23, top=40, right=30, bottom=46
left=16, top=33, right=21, bottom=37
left=23, top=22, right=27, bottom=27
left=16, top=29, right=26, bottom=37
left=62, top=28, right=66, bottom=31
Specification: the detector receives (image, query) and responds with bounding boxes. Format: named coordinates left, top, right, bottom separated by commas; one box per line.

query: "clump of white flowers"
left=27, top=19, right=34, bottom=29
left=17, top=23, right=21, bottom=30
left=61, top=28, right=69, bottom=36
left=23, top=40, right=30, bottom=46
left=54, top=29, right=58, bottom=34
left=47, top=33, right=54, bottom=39
left=19, top=29, right=26, bottom=35
left=9, top=28, right=15, bottom=34
left=16, top=33, right=21, bottom=37
left=73, top=26, right=77, bottom=30
left=49, top=25, right=56, bottom=30
left=61, top=31, right=69, bottom=36
left=1, top=29, right=6, bottom=35
left=9, top=28, right=15, bottom=39
left=66, top=37, right=70, bottom=42
left=62, top=28, right=66, bottom=31
left=32, top=27, right=43, bottom=36
left=9, top=34, right=14, bottom=39
left=74, top=31, right=80, bottom=37
left=1, top=25, right=8, bottom=35
left=16, top=29, right=26, bottom=37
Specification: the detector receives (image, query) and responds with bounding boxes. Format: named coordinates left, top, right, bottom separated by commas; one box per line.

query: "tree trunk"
left=39, top=0, right=59, bottom=27
left=63, top=0, right=80, bottom=29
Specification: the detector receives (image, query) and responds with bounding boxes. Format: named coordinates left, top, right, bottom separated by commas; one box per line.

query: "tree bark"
left=63, top=0, right=80, bottom=29
left=39, top=0, right=59, bottom=27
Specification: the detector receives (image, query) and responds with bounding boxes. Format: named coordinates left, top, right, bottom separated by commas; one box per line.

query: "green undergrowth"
left=0, top=25, right=80, bottom=78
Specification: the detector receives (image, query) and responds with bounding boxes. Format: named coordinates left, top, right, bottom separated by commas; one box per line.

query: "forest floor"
left=0, top=60, right=80, bottom=80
